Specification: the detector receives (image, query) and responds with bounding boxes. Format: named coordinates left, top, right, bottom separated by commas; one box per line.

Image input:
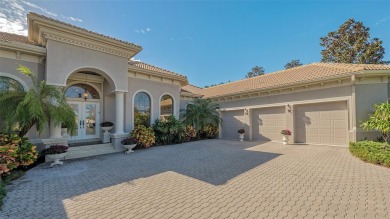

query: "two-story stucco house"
left=1, top=12, right=389, bottom=151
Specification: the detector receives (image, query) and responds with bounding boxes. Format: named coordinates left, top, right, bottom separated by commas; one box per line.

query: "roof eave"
left=0, top=41, right=46, bottom=56
left=128, top=65, right=188, bottom=86
left=205, top=73, right=356, bottom=99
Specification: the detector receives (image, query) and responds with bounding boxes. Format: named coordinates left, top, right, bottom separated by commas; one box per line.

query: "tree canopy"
left=320, top=18, right=387, bottom=64
left=284, top=59, right=303, bottom=69
left=246, top=66, right=265, bottom=78
left=0, top=66, right=76, bottom=137
left=180, top=98, right=220, bottom=132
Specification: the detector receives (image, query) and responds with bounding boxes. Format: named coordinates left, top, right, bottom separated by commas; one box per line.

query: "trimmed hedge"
left=349, top=141, right=390, bottom=167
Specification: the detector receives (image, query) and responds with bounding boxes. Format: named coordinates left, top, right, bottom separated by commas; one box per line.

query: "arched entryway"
left=65, top=82, right=102, bottom=141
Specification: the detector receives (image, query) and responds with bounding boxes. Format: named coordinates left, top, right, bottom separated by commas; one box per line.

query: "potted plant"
left=121, top=138, right=137, bottom=154
left=100, top=121, right=114, bottom=143
left=238, top=129, right=245, bottom=142
left=42, top=144, right=68, bottom=167
left=281, top=129, right=292, bottom=145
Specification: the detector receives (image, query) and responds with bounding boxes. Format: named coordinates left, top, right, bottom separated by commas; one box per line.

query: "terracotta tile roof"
left=181, top=84, right=203, bottom=95
left=0, top=31, right=40, bottom=46
left=202, top=62, right=390, bottom=98
left=128, top=60, right=187, bottom=80
left=29, top=12, right=142, bottom=49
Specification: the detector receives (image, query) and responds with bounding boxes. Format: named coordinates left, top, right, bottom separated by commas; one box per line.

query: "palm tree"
left=0, top=65, right=76, bottom=137
left=180, top=98, right=221, bottom=132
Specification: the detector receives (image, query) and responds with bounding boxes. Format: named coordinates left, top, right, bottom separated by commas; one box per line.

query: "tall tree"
left=284, top=59, right=303, bottom=69
left=246, top=66, right=265, bottom=78
left=320, top=18, right=387, bottom=64
left=0, top=66, right=76, bottom=137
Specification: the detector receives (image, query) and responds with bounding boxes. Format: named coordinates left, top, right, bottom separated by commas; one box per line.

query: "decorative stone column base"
left=110, top=133, right=128, bottom=151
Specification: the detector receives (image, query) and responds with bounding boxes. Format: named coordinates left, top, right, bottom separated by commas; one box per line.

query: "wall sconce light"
left=287, top=104, right=292, bottom=113
left=244, top=108, right=249, bottom=115
left=83, top=91, right=88, bottom=101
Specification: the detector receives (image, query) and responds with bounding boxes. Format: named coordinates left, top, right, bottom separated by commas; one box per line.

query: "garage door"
left=252, top=107, right=286, bottom=141
left=295, top=101, right=348, bottom=145
left=221, top=110, right=246, bottom=139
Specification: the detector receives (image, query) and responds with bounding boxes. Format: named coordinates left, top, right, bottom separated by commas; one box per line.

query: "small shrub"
left=281, top=129, right=292, bottom=136
left=200, top=125, right=219, bottom=139
left=42, top=145, right=68, bottom=155
left=184, top=125, right=197, bottom=142
left=0, top=145, right=18, bottom=174
left=130, top=125, right=155, bottom=148
left=16, top=141, right=38, bottom=166
left=349, top=141, right=390, bottom=167
left=361, top=102, right=390, bottom=143
left=152, top=116, right=185, bottom=145
left=0, top=133, right=38, bottom=174
left=2, top=170, right=25, bottom=185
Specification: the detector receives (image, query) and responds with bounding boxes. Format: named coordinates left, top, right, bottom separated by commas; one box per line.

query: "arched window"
left=0, top=76, right=24, bottom=92
left=160, top=95, right=174, bottom=120
left=65, top=84, right=100, bottom=99
left=134, top=92, right=151, bottom=127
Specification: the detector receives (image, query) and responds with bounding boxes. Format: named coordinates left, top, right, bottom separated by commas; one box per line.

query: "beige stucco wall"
left=45, top=40, right=128, bottom=92
left=125, top=77, right=181, bottom=132
left=0, top=57, right=45, bottom=88
left=355, top=83, right=389, bottom=141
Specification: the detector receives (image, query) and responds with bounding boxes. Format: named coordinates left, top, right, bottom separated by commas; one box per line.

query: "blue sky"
left=1, top=0, right=389, bottom=87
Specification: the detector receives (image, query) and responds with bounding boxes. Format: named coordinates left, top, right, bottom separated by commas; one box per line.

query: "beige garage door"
left=252, top=107, right=286, bottom=141
left=221, top=110, right=246, bottom=139
left=295, top=101, right=348, bottom=145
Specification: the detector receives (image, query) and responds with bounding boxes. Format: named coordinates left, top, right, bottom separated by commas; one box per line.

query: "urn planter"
left=239, top=133, right=245, bottom=142
left=122, top=144, right=137, bottom=154
left=282, top=135, right=289, bottom=145
left=46, top=152, right=68, bottom=167
left=101, top=126, right=113, bottom=143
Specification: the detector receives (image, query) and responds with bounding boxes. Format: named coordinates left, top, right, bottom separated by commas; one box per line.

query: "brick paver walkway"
left=1, top=140, right=389, bottom=219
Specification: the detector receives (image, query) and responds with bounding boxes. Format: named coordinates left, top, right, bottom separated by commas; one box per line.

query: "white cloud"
left=130, top=57, right=141, bottom=62
left=23, top=1, right=57, bottom=17
left=375, top=16, right=390, bottom=26
left=135, top=27, right=151, bottom=34
left=0, top=0, right=28, bottom=35
left=0, top=0, right=82, bottom=36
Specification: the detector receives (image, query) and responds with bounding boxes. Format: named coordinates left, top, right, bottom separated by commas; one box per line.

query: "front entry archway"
left=65, top=83, right=101, bottom=141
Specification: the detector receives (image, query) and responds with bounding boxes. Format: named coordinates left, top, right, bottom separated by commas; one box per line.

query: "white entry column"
left=115, top=91, right=125, bottom=134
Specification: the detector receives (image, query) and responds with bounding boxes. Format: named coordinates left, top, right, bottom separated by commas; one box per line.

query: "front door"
left=68, top=101, right=100, bottom=140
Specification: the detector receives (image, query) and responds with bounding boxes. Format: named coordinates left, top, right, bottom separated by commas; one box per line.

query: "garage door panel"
left=221, top=110, right=245, bottom=139
left=295, top=101, right=348, bottom=145
left=319, top=128, right=331, bottom=134
left=252, top=107, right=286, bottom=141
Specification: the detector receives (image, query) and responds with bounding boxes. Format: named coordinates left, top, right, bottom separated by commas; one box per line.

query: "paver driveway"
left=1, top=140, right=390, bottom=219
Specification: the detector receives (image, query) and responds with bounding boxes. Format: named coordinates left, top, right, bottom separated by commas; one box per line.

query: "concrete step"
left=46, top=143, right=120, bottom=162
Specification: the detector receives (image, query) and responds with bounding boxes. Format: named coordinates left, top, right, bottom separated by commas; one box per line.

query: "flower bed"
left=349, top=141, right=390, bottom=167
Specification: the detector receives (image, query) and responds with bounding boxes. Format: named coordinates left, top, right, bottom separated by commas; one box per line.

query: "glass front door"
left=68, top=101, right=100, bottom=140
